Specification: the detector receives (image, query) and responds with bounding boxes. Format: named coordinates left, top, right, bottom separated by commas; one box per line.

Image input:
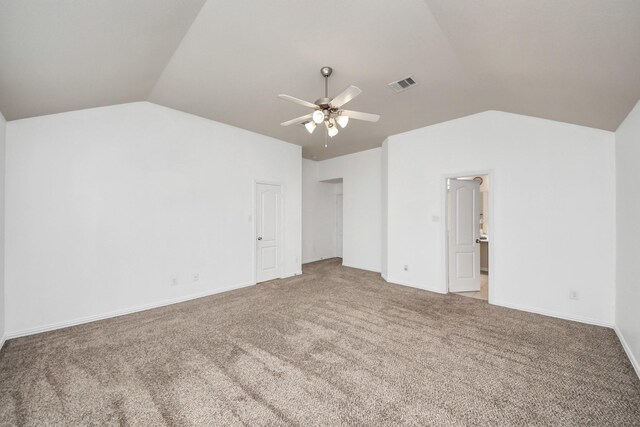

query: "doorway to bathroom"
left=446, top=174, right=490, bottom=301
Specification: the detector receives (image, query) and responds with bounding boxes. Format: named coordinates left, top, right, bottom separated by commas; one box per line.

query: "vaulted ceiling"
left=1, top=0, right=639, bottom=160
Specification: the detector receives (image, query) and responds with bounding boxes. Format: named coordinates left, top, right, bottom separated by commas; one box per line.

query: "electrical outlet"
left=171, top=277, right=178, bottom=287
left=193, top=273, right=199, bottom=282
left=404, top=265, right=409, bottom=271
left=569, top=290, right=579, bottom=300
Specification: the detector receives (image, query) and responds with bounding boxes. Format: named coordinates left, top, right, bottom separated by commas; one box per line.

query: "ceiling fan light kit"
left=336, top=114, right=349, bottom=128
left=304, top=121, right=316, bottom=134
left=326, top=119, right=339, bottom=137
left=312, top=110, right=325, bottom=124
left=279, top=66, right=380, bottom=141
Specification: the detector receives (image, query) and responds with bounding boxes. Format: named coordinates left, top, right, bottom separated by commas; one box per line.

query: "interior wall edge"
left=384, top=274, right=614, bottom=328
left=615, top=326, right=640, bottom=380
left=302, top=257, right=334, bottom=265
left=382, top=275, right=446, bottom=295
left=5, top=279, right=255, bottom=340
left=0, top=110, right=5, bottom=351
left=493, top=300, right=614, bottom=328
left=281, top=271, right=303, bottom=279
left=342, top=262, right=381, bottom=274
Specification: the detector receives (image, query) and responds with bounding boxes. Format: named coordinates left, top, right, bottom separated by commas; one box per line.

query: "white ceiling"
left=1, top=0, right=639, bottom=160
left=0, top=0, right=206, bottom=120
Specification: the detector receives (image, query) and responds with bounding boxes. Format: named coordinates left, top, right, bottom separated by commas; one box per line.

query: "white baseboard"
left=342, top=262, right=381, bottom=274
left=492, top=300, right=614, bottom=328
left=383, top=275, right=447, bottom=295
left=614, top=326, right=640, bottom=380
left=0, top=335, right=5, bottom=352
left=281, top=271, right=303, bottom=279
left=380, top=277, right=614, bottom=329
left=302, top=257, right=336, bottom=264
left=6, top=280, right=255, bottom=340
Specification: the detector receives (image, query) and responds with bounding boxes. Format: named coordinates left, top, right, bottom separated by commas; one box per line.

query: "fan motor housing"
left=314, top=97, right=332, bottom=108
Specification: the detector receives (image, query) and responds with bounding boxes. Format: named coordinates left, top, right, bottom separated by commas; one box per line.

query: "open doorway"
left=446, top=174, right=490, bottom=301
left=311, top=177, right=342, bottom=264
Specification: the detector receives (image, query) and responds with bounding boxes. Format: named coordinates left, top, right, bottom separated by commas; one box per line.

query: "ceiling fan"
left=278, top=66, right=380, bottom=138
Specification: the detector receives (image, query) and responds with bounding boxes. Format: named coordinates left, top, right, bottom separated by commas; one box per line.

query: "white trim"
left=302, top=257, right=334, bottom=264
left=6, top=280, right=254, bottom=340
left=342, top=262, right=381, bottom=273
left=0, top=335, right=5, bottom=352
left=383, top=275, right=447, bottom=294
left=385, top=273, right=612, bottom=328
left=493, top=300, right=614, bottom=328
left=614, top=326, right=640, bottom=380
left=281, top=271, right=302, bottom=278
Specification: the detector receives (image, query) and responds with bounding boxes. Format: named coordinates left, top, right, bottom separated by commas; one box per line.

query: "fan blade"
left=278, top=94, right=318, bottom=109
left=280, top=113, right=313, bottom=127
left=340, top=109, right=380, bottom=122
left=330, top=86, right=362, bottom=108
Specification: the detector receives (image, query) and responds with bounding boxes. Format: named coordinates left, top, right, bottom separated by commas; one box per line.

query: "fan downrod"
left=316, top=66, right=334, bottom=107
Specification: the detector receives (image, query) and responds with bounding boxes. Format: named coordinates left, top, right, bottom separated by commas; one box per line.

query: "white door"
left=256, top=183, right=281, bottom=283
left=448, top=179, right=481, bottom=292
left=336, top=194, right=343, bottom=258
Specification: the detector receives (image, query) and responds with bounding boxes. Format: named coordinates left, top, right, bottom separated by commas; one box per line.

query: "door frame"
left=253, top=180, right=285, bottom=285
left=442, top=169, right=495, bottom=304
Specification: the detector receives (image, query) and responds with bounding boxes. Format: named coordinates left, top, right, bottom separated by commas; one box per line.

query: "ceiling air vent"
left=388, top=75, right=418, bottom=93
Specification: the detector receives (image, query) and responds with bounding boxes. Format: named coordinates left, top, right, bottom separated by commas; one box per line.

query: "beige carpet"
left=1, top=258, right=639, bottom=426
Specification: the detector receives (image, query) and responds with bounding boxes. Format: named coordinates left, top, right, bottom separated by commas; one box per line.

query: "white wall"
left=385, top=111, right=616, bottom=326
left=381, top=142, right=388, bottom=279
left=302, top=159, right=339, bottom=263
left=0, top=112, right=5, bottom=349
left=316, top=148, right=381, bottom=272
left=5, top=102, right=302, bottom=336
left=615, top=99, right=640, bottom=377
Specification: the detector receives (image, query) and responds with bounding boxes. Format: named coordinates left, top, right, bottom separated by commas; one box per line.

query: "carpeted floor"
left=1, top=258, right=639, bottom=426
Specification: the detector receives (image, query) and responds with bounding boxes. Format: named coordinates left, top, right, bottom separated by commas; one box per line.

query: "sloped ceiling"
left=0, top=0, right=206, bottom=120
left=425, top=0, right=640, bottom=132
left=1, top=0, right=639, bottom=160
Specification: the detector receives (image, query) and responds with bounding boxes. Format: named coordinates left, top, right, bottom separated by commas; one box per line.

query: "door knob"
left=475, top=239, right=480, bottom=243
left=257, top=237, right=262, bottom=240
